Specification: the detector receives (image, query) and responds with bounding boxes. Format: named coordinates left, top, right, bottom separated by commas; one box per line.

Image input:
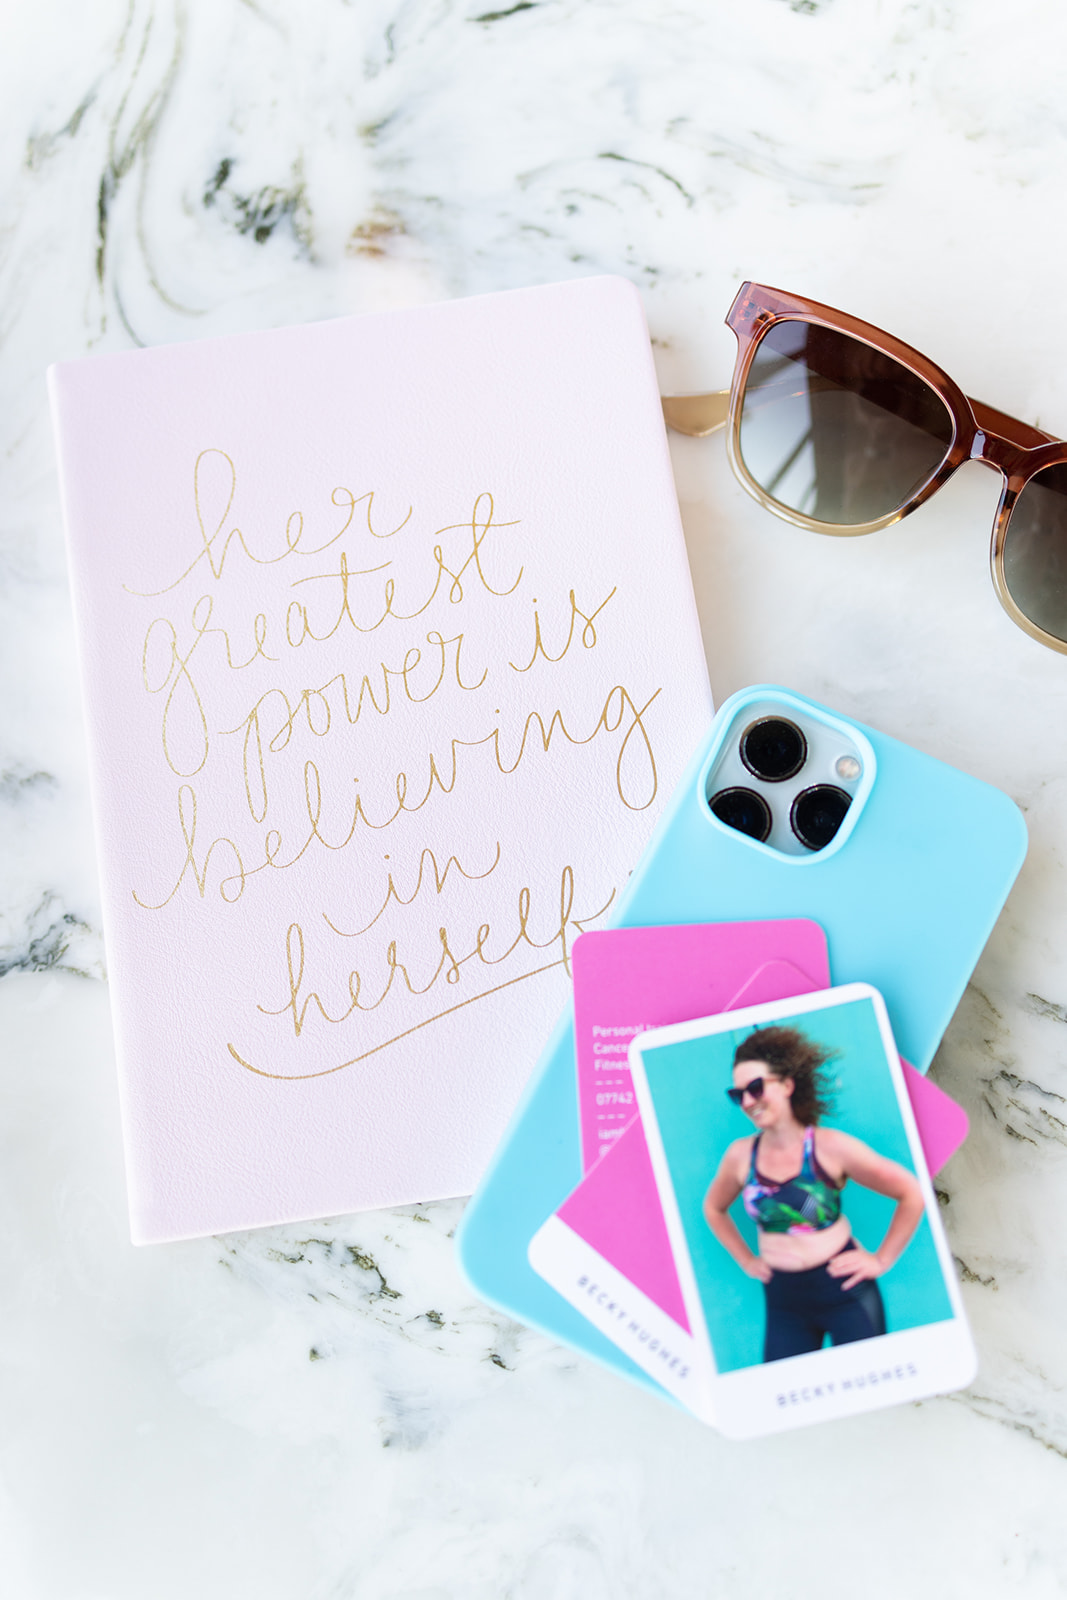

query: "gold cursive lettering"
left=239, top=864, right=616, bottom=1071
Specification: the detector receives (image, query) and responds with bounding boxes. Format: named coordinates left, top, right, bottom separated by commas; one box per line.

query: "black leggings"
left=762, top=1243, right=886, bottom=1364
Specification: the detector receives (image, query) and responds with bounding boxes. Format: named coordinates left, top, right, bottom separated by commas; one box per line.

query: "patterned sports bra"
left=742, top=1128, right=844, bottom=1235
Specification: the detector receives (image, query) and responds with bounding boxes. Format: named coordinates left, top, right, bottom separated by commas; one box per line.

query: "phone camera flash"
left=835, top=754, right=862, bottom=782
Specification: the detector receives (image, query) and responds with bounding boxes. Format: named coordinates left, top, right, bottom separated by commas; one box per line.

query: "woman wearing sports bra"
left=703, top=1024, right=924, bottom=1364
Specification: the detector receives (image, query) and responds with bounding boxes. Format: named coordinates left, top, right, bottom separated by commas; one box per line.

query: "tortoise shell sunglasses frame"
left=662, top=281, right=1067, bottom=654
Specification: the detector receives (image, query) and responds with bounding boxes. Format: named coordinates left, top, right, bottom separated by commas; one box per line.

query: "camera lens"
left=739, top=718, right=807, bottom=782
left=709, top=786, right=773, bottom=842
left=790, top=785, right=852, bottom=852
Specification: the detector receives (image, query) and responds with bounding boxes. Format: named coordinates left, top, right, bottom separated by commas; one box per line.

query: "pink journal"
left=49, top=277, right=713, bottom=1241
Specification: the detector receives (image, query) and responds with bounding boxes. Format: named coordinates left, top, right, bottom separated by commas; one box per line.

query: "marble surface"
left=3, top=1, right=1067, bottom=1594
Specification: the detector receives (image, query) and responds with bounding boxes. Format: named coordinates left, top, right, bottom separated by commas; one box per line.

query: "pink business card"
left=573, top=920, right=832, bottom=1172
left=529, top=922, right=969, bottom=1406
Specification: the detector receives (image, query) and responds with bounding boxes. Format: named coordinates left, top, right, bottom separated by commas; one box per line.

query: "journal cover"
left=50, top=276, right=712, bottom=1241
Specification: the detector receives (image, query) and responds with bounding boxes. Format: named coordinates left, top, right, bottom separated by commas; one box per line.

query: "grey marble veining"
left=3, top=1, right=1067, bottom=1594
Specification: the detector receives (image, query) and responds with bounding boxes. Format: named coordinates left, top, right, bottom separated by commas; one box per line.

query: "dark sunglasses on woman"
left=726, top=1076, right=767, bottom=1106
left=663, top=282, right=1067, bottom=653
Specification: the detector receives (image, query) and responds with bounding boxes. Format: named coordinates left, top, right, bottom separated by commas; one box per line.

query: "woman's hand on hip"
left=744, top=1256, right=773, bottom=1283
left=826, top=1245, right=883, bottom=1291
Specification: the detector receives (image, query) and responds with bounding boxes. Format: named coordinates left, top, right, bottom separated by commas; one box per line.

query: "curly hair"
left=733, top=1025, right=836, bottom=1126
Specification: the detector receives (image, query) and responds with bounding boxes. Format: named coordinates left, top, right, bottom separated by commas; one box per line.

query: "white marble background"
left=3, top=1, right=1067, bottom=1594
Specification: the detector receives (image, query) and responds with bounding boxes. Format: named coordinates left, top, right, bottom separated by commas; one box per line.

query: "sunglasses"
left=726, top=1075, right=767, bottom=1106
left=663, top=282, right=1067, bottom=653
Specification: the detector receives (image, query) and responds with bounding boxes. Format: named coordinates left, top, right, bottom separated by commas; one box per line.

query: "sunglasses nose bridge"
left=968, top=397, right=1056, bottom=478
left=969, top=429, right=1016, bottom=479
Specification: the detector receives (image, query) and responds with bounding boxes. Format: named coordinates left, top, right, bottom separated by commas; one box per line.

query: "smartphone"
left=455, top=685, right=1026, bottom=1394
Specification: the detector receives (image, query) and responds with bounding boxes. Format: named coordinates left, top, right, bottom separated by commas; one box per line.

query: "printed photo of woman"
left=703, top=1025, right=924, bottom=1364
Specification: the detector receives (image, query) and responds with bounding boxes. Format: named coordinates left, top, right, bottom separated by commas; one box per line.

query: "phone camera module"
left=790, top=785, right=852, bottom=852
left=739, top=717, right=807, bottom=783
left=709, top=786, right=773, bottom=842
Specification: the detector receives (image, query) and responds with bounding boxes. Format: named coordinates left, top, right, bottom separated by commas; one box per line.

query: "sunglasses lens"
left=738, top=320, right=954, bottom=526
left=1002, top=465, right=1067, bottom=644
left=727, top=1078, right=764, bottom=1105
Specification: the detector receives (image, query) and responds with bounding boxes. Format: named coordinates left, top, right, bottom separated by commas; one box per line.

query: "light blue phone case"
left=455, top=685, right=1027, bottom=1396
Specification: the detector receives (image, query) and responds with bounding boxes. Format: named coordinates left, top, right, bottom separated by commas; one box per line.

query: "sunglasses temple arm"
left=661, top=389, right=731, bottom=437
